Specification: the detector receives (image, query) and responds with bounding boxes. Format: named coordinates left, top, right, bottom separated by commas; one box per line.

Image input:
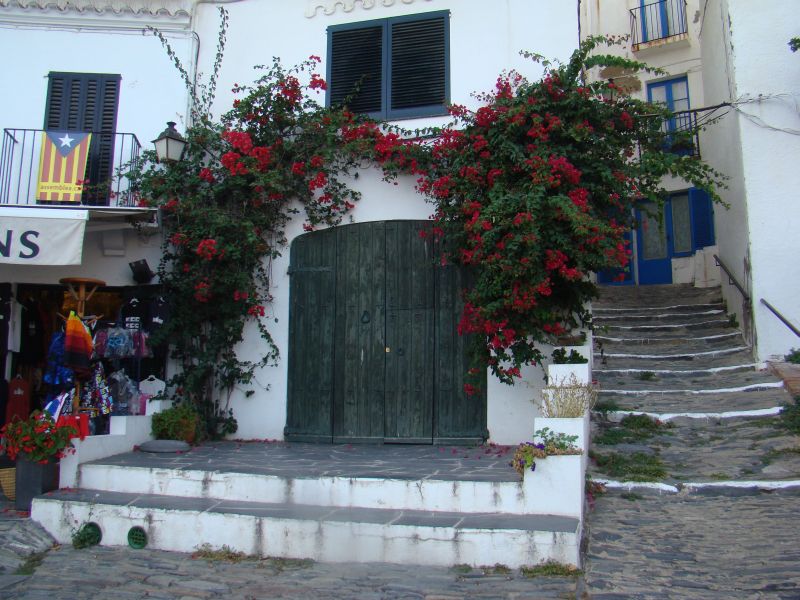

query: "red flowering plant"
left=371, top=37, right=725, bottom=387
left=1, top=411, right=79, bottom=463
left=126, top=10, right=377, bottom=437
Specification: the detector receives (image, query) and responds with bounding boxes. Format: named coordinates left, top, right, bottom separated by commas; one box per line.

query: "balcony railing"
left=630, top=0, right=688, bottom=48
left=0, top=128, right=142, bottom=207
left=660, top=108, right=700, bottom=157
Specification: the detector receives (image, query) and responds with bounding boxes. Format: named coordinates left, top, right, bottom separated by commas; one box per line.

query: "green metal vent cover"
left=127, top=526, right=148, bottom=549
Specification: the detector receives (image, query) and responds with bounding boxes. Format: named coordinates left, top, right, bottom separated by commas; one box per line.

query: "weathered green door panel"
left=384, top=221, right=434, bottom=442
left=287, top=220, right=486, bottom=445
left=285, top=229, right=336, bottom=442
left=333, top=222, right=386, bottom=442
left=434, top=262, right=487, bottom=441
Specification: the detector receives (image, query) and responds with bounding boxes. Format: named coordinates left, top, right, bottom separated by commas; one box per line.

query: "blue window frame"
left=327, top=11, right=450, bottom=120
left=648, top=76, right=696, bottom=154
left=639, top=0, right=687, bottom=44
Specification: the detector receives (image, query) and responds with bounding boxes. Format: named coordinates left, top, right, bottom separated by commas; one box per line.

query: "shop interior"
left=1, top=280, right=168, bottom=435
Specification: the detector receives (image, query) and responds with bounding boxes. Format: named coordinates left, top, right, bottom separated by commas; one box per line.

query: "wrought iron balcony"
left=0, top=128, right=142, bottom=207
left=660, top=108, right=700, bottom=157
left=630, top=0, right=688, bottom=49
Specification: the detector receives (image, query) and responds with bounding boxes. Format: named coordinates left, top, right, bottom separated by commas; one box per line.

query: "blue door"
left=635, top=190, right=715, bottom=285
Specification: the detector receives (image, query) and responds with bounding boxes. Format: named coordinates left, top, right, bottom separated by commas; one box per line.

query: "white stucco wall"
left=0, top=10, right=194, bottom=150
left=189, top=0, right=579, bottom=442
left=700, top=0, right=800, bottom=361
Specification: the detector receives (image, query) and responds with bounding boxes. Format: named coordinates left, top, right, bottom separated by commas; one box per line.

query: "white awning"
left=0, top=208, right=88, bottom=265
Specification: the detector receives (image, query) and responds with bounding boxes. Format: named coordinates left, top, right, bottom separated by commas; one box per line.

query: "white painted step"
left=76, top=459, right=582, bottom=517
left=32, top=490, right=581, bottom=568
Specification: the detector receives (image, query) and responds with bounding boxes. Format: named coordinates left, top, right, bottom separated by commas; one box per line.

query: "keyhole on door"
left=361, top=310, right=370, bottom=324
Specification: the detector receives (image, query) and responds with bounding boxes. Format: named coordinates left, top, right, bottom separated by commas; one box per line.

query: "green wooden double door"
left=285, top=221, right=487, bottom=444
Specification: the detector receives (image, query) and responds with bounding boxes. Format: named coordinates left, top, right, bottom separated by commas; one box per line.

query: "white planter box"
left=521, top=454, right=584, bottom=519
left=547, top=362, right=591, bottom=385
left=534, top=413, right=591, bottom=475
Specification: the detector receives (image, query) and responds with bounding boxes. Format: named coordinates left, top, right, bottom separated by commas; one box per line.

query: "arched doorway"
left=284, top=220, right=487, bottom=444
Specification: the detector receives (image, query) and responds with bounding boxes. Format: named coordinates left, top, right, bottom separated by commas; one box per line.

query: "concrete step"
left=32, top=489, right=581, bottom=568
left=76, top=460, right=538, bottom=515
left=595, top=369, right=782, bottom=392
left=595, top=387, right=792, bottom=415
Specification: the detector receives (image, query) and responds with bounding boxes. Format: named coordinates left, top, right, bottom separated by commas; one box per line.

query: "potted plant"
left=151, top=403, right=201, bottom=444
left=0, top=411, right=79, bottom=511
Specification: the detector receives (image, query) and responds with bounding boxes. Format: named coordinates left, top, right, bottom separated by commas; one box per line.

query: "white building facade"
left=1, top=0, right=583, bottom=444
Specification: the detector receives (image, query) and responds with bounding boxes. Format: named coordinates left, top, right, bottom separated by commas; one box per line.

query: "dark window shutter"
left=390, top=16, right=447, bottom=111
left=329, top=26, right=383, bottom=114
left=44, top=72, right=121, bottom=205
left=690, top=188, right=715, bottom=249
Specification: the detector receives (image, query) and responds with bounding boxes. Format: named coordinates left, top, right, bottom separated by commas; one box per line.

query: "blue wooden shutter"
left=690, top=188, right=715, bottom=249
left=44, top=72, right=121, bottom=205
left=388, top=14, right=448, bottom=117
left=328, top=25, right=384, bottom=115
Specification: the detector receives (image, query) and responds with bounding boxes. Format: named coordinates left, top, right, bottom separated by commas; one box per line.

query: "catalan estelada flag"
left=36, top=130, right=92, bottom=203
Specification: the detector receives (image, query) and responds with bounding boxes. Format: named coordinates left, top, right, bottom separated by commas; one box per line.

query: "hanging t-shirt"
left=120, top=298, right=148, bottom=331
left=19, top=298, right=45, bottom=364
left=147, top=297, right=170, bottom=334
left=6, top=378, right=30, bottom=422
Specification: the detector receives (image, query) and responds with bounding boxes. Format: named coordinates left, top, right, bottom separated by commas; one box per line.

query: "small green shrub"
left=592, top=451, right=667, bottom=481
left=637, top=371, right=657, bottom=381
left=785, top=349, right=800, bottom=364
left=151, top=403, right=201, bottom=443
left=521, top=561, right=581, bottom=577
left=593, top=414, right=665, bottom=445
left=72, top=522, right=102, bottom=549
left=551, top=348, right=589, bottom=364
left=780, top=397, right=800, bottom=434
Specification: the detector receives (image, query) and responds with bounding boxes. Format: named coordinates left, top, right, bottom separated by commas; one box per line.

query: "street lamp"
left=152, top=121, right=187, bottom=162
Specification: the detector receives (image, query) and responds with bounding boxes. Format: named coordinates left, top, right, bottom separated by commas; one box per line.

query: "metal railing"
left=660, top=109, right=700, bottom=157
left=713, top=254, right=750, bottom=302
left=0, top=128, right=142, bottom=207
left=761, top=299, right=800, bottom=338
left=630, top=0, right=688, bottom=48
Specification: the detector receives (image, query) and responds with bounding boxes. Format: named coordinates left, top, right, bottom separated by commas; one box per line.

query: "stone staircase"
left=581, top=284, right=800, bottom=596
left=30, top=442, right=582, bottom=568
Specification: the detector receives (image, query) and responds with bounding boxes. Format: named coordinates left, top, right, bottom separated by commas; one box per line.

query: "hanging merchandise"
left=6, top=377, right=31, bottom=423
left=82, top=362, right=113, bottom=415
left=43, top=390, right=71, bottom=420
left=43, top=331, right=73, bottom=388
left=121, top=296, right=148, bottom=332
left=102, top=327, right=134, bottom=359
left=108, top=370, right=138, bottom=415
left=63, top=312, right=93, bottom=378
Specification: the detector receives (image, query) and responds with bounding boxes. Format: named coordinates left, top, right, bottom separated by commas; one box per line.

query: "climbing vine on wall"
left=129, top=12, right=724, bottom=435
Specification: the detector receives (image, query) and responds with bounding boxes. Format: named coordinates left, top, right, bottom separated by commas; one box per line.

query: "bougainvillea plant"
left=363, top=36, right=725, bottom=385
left=128, top=11, right=379, bottom=436
left=129, top=12, right=724, bottom=434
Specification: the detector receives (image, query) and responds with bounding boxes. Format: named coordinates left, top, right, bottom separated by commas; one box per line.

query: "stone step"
left=31, top=489, right=581, bottom=568
left=596, top=318, right=732, bottom=334
left=595, top=369, right=781, bottom=391
left=596, top=334, right=744, bottom=354
left=594, top=387, right=792, bottom=415
left=593, top=309, right=728, bottom=326
left=592, top=302, right=725, bottom=316
left=595, top=347, right=754, bottom=370
left=594, top=362, right=759, bottom=379
left=590, top=408, right=800, bottom=484
left=594, top=328, right=740, bottom=344
left=595, top=345, right=752, bottom=363
left=594, top=284, right=723, bottom=308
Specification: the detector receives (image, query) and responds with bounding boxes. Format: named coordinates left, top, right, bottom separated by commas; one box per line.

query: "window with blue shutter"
left=44, top=72, right=121, bottom=206
left=327, top=11, right=450, bottom=119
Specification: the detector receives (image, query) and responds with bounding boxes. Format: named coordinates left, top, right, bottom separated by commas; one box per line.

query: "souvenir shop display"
left=3, top=279, right=170, bottom=436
